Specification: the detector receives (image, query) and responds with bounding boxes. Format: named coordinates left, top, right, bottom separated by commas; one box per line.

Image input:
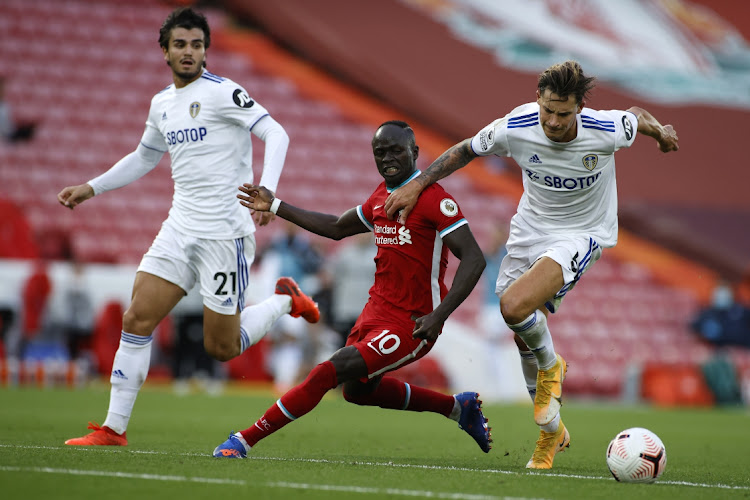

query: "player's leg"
left=65, top=271, right=185, bottom=445
left=199, top=236, right=319, bottom=361
left=515, top=237, right=601, bottom=468
left=502, top=269, right=571, bottom=468
left=501, top=257, right=566, bottom=426
left=341, top=322, right=491, bottom=453
left=342, top=377, right=491, bottom=453
left=212, top=346, right=361, bottom=458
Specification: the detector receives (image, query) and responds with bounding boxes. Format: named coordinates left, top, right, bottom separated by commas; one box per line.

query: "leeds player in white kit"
left=57, top=7, right=320, bottom=446
left=385, top=61, right=679, bottom=469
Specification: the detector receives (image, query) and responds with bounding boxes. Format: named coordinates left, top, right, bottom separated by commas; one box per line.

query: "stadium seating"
left=2, top=0, right=748, bottom=397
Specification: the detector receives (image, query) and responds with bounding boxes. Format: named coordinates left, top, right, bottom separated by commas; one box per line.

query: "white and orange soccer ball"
left=606, top=427, right=667, bottom=483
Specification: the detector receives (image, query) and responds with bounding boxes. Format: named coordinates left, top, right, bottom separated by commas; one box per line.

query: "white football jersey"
left=471, top=102, right=638, bottom=248
left=141, top=70, right=271, bottom=239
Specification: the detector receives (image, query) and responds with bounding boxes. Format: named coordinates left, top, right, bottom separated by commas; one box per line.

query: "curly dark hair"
left=537, top=60, right=596, bottom=103
left=158, top=7, right=211, bottom=50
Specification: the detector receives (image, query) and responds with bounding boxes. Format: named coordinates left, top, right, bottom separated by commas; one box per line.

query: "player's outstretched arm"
left=385, top=138, right=477, bottom=223
left=57, top=183, right=95, bottom=210
left=59, top=145, right=163, bottom=210
left=627, top=106, right=679, bottom=153
left=238, top=183, right=368, bottom=240
left=412, top=224, right=486, bottom=342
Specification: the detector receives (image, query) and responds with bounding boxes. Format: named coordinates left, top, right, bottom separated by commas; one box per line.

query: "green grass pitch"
left=1, top=383, right=748, bottom=499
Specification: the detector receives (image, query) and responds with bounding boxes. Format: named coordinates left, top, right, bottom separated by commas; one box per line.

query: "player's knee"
left=500, top=293, right=531, bottom=325
left=342, top=389, right=361, bottom=405
left=342, top=378, right=378, bottom=405
left=122, top=307, right=157, bottom=336
left=204, top=337, right=238, bottom=361
left=342, top=385, right=367, bottom=405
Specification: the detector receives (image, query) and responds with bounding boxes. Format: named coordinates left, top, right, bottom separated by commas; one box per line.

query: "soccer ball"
left=605, top=427, right=667, bottom=483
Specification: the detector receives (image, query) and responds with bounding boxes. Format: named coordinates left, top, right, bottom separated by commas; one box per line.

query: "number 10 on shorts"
left=367, top=330, right=401, bottom=356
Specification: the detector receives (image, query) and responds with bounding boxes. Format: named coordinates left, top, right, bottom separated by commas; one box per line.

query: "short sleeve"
left=600, top=109, right=638, bottom=151
left=470, top=117, right=510, bottom=157
left=217, top=82, right=271, bottom=130
left=357, top=195, right=376, bottom=232
left=419, top=186, right=468, bottom=237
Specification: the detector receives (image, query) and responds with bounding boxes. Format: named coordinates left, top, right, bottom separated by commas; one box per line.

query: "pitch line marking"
left=1, top=443, right=749, bottom=491
left=0, top=465, right=542, bottom=500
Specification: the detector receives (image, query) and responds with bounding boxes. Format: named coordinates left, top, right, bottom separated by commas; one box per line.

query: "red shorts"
left=346, top=311, right=435, bottom=381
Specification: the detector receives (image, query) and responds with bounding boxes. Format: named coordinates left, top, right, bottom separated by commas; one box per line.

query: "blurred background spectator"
left=325, top=233, right=377, bottom=345
left=691, top=281, right=750, bottom=348
left=0, top=75, right=36, bottom=143
left=263, top=220, right=324, bottom=293
left=60, top=259, right=95, bottom=362
left=478, top=227, right=509, bottom=339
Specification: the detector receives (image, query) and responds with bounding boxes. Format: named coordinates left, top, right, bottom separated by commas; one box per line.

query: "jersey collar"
left=386, top=170, right=421, bottom=193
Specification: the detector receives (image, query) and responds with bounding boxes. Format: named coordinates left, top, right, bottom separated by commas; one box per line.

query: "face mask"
left=712, top=285, right=734, bottom=309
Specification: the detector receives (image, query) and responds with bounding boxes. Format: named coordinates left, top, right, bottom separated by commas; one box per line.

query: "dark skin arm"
left=412, top=224, right=486, bottom=342
left=239, top=184, right=484, bottom=381
left=330, top=223, right=486, bottom=392
left=239, top=183, right=372, bottom=385
left=238, top=184, right=368, bottom=240
left=384, top=139, right=477, bottom=222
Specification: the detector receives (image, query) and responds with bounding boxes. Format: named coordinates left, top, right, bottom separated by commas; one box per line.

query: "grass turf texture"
left=1, top=384, right=748, bottom=499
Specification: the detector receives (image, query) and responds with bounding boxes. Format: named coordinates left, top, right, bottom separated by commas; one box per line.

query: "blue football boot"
left=455, top=392, right=492, bottom=453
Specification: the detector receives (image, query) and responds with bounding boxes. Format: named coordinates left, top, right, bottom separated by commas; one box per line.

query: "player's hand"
left=658, top=125, right=679, bottom=153
left=411, top=313, right=444, bottom=342
left=57, top=184, right=94, bottom=210
left=238, top=183, right=274, bottom=211
left=253, top=210, right=275, bottom=226
left=385, top=181, right=421, bottom=224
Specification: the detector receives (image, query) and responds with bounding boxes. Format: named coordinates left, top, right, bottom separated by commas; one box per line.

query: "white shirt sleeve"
left=88, top=142, right=165, bottom=195
left=251, top=115, right=289, bottom=194
left=470, top=117, right=510, bottom=157
left=598, top=109, right=638, bottom=151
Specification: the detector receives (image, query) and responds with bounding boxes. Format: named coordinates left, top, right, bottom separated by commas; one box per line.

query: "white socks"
left=541, top=413, right=560, bottom=433
left=511, top=312, right=562, bottom=434
left=102, top=294, right=293, bottom=435
left=103, top=332, right=152, bottom=434
left=239, top=294, right=292, bottom=351
left=507, top=310, right=557, bottom=370
left=448, top=396, right=461, bottom=422
left=233, top=432, right=251, bottom=452
left=518, top=350, right=538, bottom=401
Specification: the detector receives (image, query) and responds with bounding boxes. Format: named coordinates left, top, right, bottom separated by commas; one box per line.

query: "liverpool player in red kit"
left=213, top=121, right=491, bottom=458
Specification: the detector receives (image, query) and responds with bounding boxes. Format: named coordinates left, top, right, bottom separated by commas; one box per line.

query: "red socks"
left=344, top=376, right=454, bottom=416
left=240, top=361, right=338, bottom=447
left=239, top=365, right=455, bottom=448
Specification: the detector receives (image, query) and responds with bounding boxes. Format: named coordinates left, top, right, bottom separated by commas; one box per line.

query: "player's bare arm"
left=238, top=183, right=368, bottom=240
left=57, top=183, right=95, bottom=210
left=385, top=138, right=477, bottom=222
left=627, top=106, right=679, bottom=153
left=412, top=224, right=486, bottom=342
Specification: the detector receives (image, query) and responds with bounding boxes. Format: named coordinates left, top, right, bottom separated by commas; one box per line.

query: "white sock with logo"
left=506, top=310, right=557, bottom=371
left=103, top=332, right=152, bottom=434
left=239, top=294, right=292, bottom=351
left=518, top=350, right=538, bottom=402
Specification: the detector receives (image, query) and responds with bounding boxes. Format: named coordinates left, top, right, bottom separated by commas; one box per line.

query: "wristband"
left=269, top=197, right=282, bottom=214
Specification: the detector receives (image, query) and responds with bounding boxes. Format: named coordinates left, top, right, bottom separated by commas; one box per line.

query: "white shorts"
left=495, top=218, right=602, bottom=313
left=138, top=220, right=256, bottom=315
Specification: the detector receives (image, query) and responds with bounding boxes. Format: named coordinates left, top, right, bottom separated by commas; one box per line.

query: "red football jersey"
left=355, top=174, right=468, bottom=323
